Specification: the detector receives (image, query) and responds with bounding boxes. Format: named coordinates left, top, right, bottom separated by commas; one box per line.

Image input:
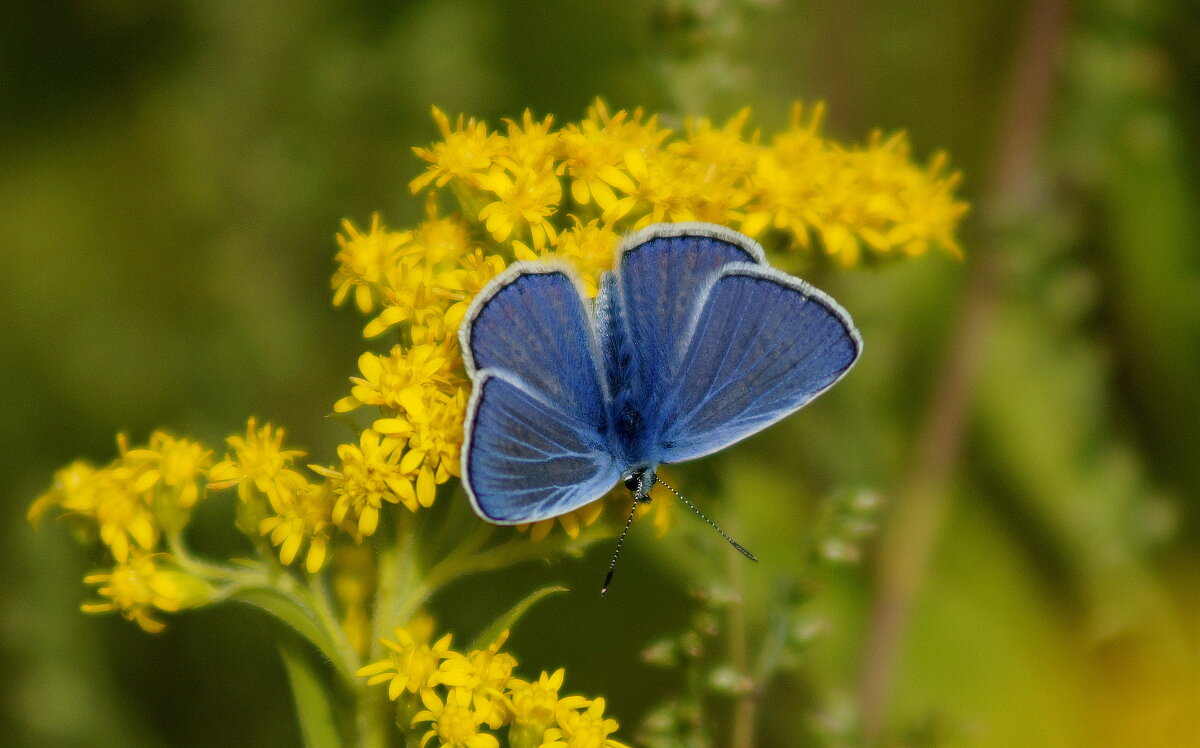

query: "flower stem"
left=304, top=571, right=360, bottom=676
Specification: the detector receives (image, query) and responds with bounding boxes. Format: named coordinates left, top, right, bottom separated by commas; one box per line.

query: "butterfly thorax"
left=597, top=272, right=664, bottom=467
left=608, top=397, right=658, bottom=467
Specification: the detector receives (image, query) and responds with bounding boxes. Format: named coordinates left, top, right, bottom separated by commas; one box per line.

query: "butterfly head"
left=621, top=465, right=657, bottom=503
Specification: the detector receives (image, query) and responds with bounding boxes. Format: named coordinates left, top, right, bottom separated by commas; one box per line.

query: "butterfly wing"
left=650, top=262, right=863, bottom=464
left=463, top=371, right=619, bottom=523
left=600, top=224, right=766, bottom=461
left=460, top=263, right=619, bottom=523
left=462, top=262, right=610, bottom=415
left=613, top=224, right=765, bottom=393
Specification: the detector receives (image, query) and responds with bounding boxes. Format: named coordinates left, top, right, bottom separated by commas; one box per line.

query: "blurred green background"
left=4, top=0, right=1199, bottom=745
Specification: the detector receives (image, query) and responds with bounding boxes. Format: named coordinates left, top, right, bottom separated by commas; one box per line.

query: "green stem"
left=305, top=571, right=360, bottom=675
left=166, top=531, right=266, bottom=583
left=361, top=509, right=423, bottom=743
left=369, top=528, right=399, bottom=661
left=421, top=529, right=592, bottom=596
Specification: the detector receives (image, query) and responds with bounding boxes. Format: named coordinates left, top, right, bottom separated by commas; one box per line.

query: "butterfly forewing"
left=651, top=263, right=862, bottom=465
left=613, top=224, right=764, bottom=411
left=462, top=264, right=609, bottom=425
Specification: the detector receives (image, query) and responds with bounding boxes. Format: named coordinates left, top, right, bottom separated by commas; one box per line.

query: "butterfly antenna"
left=600, top=497, right=638, bottom=597
left=600, top=473, right=648, bottom=597
left=656, top=477, right=758, bottom=562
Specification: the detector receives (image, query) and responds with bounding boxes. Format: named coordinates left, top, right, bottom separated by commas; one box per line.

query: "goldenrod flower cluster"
left=328, top=99, right=964, bottom=547
left=207, top=417, right=337, bottom=571
left=358, top=617, right=628, bottom=748
left=29, top=432, right=216, bottom=632
left=330, top=99, right=964, bottom=544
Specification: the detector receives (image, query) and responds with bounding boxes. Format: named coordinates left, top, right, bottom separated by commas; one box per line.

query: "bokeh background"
left=4, top=0, right=1199, bottom=745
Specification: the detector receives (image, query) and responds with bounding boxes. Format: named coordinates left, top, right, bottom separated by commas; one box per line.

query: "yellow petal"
left=416, top=467, right=435, bottom=507
left=358, top=351, right=382, bottom=380
left=280, top=532, right=302, bottom=565
left=373, top=417, right=412, bottom=437
left=399, top=449, right=425, bottom=475
left=570, top=179, right=590, bottom=205
left=623, top=148, right=646, bottom=178
left=354, top=284, right=374, bottom=314
left=306, top=538, right=327, bottom=573
left=598, top=164, right=636, bottom=194
left=399, top=389, right=427, bottom=420
left=359, top=506, right=379, bottom=536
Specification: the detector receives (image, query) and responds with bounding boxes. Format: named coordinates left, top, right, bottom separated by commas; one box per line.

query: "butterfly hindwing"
left=650, top=262, right=862, bottom=464
left=463, top=371, right=619, bottom=523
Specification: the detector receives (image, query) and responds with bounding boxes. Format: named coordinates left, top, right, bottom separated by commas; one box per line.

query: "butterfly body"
left=460, top=223, right=862, bottom=525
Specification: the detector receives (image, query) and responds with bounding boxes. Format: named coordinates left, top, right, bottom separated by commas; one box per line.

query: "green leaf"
left=279, top=634, right=344, bottom=748
left=232, top=587, right=352, bottom=683
left=469, top=585, right=568, bottom=651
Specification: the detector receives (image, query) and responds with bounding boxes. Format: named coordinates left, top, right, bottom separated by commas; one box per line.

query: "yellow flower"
left=477, top=167, right=562, bottom=249
left=259, top=479, right=336, bottom=573
left=411, top=687, right=499, bottom=748
left=412, top=198, right=475, bottom=267
left=207, top=417, right=308, bottom=514
left=126, top=431, right=213, bottom=510
left=540, top=698, right=628, bottom=748
left=636, top=478, right=677, bottom=539
left=556, top=100, right=664, bottom=212
left=363, top=261, right=454, bottom=339
left=670, top=108, right=760, bottom=174
left=443, top=249, right=508, bottom=331
left=438, top=630, right=518, bottom=729
left=513, top=219, right=619, bottom=298
left=499, top=110, right=559, bottom=172
left=317, top=429, right=416, bottom=535
left=619, top=148, right=705, bottom=227
left=411, top=107, right=505, bottom=193
left=28, top=460, right=95, bottom=526
left=829, top=134, right=968, bottom=260
left=506, top=669, right=578, bottom=744
left=333, top=213, right=415, bottom=313
left=399, top=99, right=965, bottom=269
left=82, top=553, right=213, bottom=633
left=400, top=386, right=467, bottom=495
left=335, top=345, right=453, bottom=419
left=358, top=624, right=455, bottom=702
left=35, top=437, right=161, bottom=562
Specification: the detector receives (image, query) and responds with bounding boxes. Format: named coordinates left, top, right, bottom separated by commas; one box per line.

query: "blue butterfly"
left=459, top=223, right=862, bottom=584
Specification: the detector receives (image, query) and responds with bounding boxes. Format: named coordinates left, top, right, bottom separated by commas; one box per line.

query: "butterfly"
left=459, top=222, right=862, bottom=588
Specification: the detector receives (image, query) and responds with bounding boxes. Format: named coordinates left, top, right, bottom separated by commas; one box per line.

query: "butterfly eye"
left=622, top=472, right=640, bottom=492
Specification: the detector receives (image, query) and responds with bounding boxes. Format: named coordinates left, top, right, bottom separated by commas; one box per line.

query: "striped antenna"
left=602, top=472, right=649, bottom=595
left=656, top=477, right=758, bottom=562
